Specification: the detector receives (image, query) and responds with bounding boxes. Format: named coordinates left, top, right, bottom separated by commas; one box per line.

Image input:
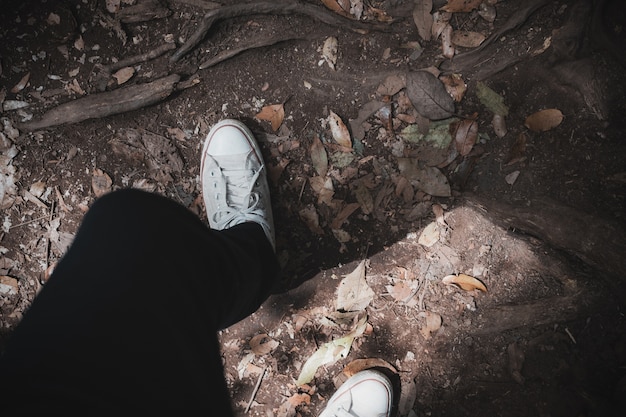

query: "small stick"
left=245, top=366, right=267, bottom=413
left=104, top=43, right=176, bottom=73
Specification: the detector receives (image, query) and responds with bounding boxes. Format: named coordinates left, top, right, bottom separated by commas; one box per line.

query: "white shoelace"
left=212, top=165, right=267, bottom=230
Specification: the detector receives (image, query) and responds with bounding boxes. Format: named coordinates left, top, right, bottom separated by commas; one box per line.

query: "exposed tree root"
left=170, top=0, right=396, bottom=63
left=19, top=75, right=181, bottom=131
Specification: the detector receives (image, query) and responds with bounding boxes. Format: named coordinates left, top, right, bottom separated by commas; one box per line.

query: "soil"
left=1, top=0, right=625, bottom=416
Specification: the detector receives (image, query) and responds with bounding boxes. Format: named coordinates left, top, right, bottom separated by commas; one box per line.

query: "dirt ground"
left=1, top=0, right=625, bottom=416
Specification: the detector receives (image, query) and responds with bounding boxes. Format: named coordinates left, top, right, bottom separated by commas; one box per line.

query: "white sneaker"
left=201, top=119, right=275, bottom=249
left=318, top=370, right=393, bottom=417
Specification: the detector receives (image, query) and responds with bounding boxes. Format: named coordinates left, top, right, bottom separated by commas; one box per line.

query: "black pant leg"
left=0, top=189, right=280, bottom=415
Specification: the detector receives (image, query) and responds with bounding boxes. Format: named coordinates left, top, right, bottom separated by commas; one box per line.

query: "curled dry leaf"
left=413, top=0, right=433, bottom=41
left=11, top=72, right=30, bottom=93
left=441, top=23, right=455, bottom=58
left=342, top=358, right=397, bottom=378
left=310, top=134, right=328, bottom=177
left=249, top=333, right=279, bottom=356
left=442, top=273, right=487, bottom=292
left=453, top=118, right=478, bottom=156
left=328, top=110, right=352, bottom=148
left=524, top=108, right=563, bottom=132
left=255, top=103, right=285, bottom=132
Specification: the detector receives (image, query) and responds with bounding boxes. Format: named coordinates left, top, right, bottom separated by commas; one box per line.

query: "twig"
left=9, top=214, right=50, bottom=229
left=171, top=1, right=394, bottom=63
left=245, top=366, right=267, bottom=413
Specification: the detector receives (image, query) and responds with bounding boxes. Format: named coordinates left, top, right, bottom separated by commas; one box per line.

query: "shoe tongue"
left=214, top=152, right=253, bottom=171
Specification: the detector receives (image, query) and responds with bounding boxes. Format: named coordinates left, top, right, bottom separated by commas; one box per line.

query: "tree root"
left=170, top=0, right=395, bottom=63
left=19, top=74, right=181, bottom=131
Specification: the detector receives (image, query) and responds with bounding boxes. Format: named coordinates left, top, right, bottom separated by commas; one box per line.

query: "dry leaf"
left=442, top=273, right=487, bottom=292
left=331, top=202, right=361, bottom=230
left=342, top=358, right=397, bottom=377
left=453, top=118, right=478, bottom=156
left=310, top=134, right=328, bottom=177
left=505, top=170, right=520, bottom=185
left=440, top=73, right=466, bottom=102
left=406, top=70, right=455, bottom=120
left=441, top=23, right=455, bottom=58
left=321, top=0, right=352, bottom=18
left=336, top=260, right=374, bottom=312
left=106, top=0, right=121, bottom=13
left=441, top=0, right=482, bottom=13
left=11, top=72, right=30, bottom=93
left=322, top=36, right=338, bottom=70
left=92, top=168, right=112, bottom=197
left=112, top=67, right=134, bottom=85
left=431, top=11, right=451, bottom=39
left=419, top=311, right=442, bottom=339
left=255, top=103, right=285, bottom=132
left=524, top=109, right=563, bottom=132
left=249, top=333, right=279, bottom=356
left=451, top=31, right=486, bottom=48
left=418, top=221, right=440, bottom=247
left=432, top=203, right=448, bottom=227
left=386, top=280, right=417, bottom=303
left=328, top=110, right=352, bottom=148
left=413, top=0, right=433, bottom=41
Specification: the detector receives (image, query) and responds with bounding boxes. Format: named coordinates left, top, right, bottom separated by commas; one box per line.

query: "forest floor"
left=1, top=0, right=625, bottom=416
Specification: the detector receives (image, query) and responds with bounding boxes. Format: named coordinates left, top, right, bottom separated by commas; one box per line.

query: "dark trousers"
left=0, top=189, right=280, bottom=415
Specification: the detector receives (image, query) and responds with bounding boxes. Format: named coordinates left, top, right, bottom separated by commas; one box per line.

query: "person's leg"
left=0, top=189, right=279, bottom=415
left=0, top=119, right=280, bottom=415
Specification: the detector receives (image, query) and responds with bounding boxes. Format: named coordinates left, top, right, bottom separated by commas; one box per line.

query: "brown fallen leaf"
left=249, top=333, right=279, bottom=356
left=524, top=109, right=563, bottom=132
left=11, top=72, right=30, bottom=93
left=92, top=168, right=112, bottom=197
left=442, top=273, right=487, bottom=292
left=413, top=0, right=433, bottom=41
left=342, top=358, right=397, bottom=378
left=328, top=110, right=352, bottom=148
left=255, top=103, right=285, bottom=132
left=492, top=113, right=508, bottom=138
left=419, top=311, right=442, bottom=339
left=440, top=73, right=466, bottom=102
left=453, top=118, right=478, bottom=156
left=310, top=134, right=328, bottom=177
left=331, top=202, right=361, bottom=230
